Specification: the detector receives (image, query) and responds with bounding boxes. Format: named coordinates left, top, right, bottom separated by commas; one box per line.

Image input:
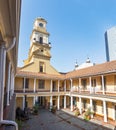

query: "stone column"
left=64, top=95, right=66, bottom=109
left=90, top=98, right=93, bottom=118
left=0, top=43, right=6, bottom=121
left=101, top=75, right=105, bottom=95
left=112, top=104, right=115, bottom=120
left=35, top=96, right=38, bottom=104
left=57, top=96, right=60, bottom=110
left=6, top=62, right=11, bottom=106
left=50, top=96, right=53, bottom=107
left=70, top=96, right=73, bottom=111
left=79, top=78, right=81, bottom=93
left=22, top=96, right=25, bottom=110
left=79, top=97, right=82, bottom=114
left=34, top=78, right=36, bottom=92
left=33, top=96, right=36, bottom=106
left=103, top=100, right=107, bottom=122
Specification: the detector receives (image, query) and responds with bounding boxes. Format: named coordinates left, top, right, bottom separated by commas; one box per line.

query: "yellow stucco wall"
left=28, top=79, right=34, bottom=90
left=15, top=77, right=23, bottom=90
left=106, top=75, right=114, bottom=91
left=21, top=57, right=60, bottom=75
left=16, top=97, right=23, bottom=109
left=26, top=97, right=33, bottom=108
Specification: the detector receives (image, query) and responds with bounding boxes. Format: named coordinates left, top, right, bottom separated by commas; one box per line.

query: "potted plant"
left=51, top=105, right=57, bottom=114
left=75, top=107, right=80, bottom=117
left=33, top=104, right=39, bottom=115
left=84, top=108, right=93, bottom=121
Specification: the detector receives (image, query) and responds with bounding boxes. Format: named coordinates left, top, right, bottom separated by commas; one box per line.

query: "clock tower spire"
left=22, top=17, right=59, bottom=75
left=24, top=17, right=51, bottom=65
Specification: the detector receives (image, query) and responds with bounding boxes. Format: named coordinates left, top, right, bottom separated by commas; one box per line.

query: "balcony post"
left=79, top=97, right=82, bottom=114
left=22, top=96, right=25, bottom=110
left=89, top=77, right=92, bottom=94
left=90, top=98, right=93, bottom=118
left=33, top=96, right=36, bottom=106
left=34, top=78, right=36, bottom=92
left=101, top=75, right=105, bottom=95
left=6, top=62, right=11, bottom=106
left=103, top=100, right=107, bottom=122
left=64, top=95, right=66, bottom=109
left=79, top=78, right=81, bottom=93
left=113, top=104, right=116, bottom=120
left=70, top=96, right=73, bottom=111
left=50, top=80, right=52, bottom=92
left=57, top=96, right=60, bottom=110
left=0, top=43, right=6, bottom=121
left=50, top=96, right=53, bottom=107
left=23, top=77, right=26, bottom=93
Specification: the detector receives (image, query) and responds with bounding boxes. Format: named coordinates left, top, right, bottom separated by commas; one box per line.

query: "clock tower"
left=21, top=17, right=59, bottom=75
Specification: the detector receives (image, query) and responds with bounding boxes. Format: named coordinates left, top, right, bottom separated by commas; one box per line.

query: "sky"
left=18, top=0, right=116, bottom=72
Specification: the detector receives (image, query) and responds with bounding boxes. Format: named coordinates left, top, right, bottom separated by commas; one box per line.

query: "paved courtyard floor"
left=21, top=109, right=115, bottom=130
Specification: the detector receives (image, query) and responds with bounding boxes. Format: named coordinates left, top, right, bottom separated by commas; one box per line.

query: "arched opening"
left=40, top=37, right=43, bottom=44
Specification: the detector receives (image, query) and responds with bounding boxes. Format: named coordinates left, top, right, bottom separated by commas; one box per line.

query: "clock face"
left=39, top=23, right=43, bottom=27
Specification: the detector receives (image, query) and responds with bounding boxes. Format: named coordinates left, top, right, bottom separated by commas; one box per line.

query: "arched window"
left=40, top=37, right=43, bottom=44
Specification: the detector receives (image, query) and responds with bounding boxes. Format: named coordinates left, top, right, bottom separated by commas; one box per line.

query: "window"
left=23, top=78, right=29, bottom=88
left=25, top=78, right=29, bottom=88
left=82, top=79, right=87, bottom=90
left=40, top=37, right=43, bottom=44
left=40, top=65, right=43, bottom=72
left=39, top=80, right=45, bottom=89
left=39, top=62, right=45, bottom=73
left=92, top=79, right=96, bottom=87
left=53, top=81, right=56, bottom=91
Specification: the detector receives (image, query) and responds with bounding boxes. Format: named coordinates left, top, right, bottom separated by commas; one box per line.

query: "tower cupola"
left=30, top=17, right=50, bottom=47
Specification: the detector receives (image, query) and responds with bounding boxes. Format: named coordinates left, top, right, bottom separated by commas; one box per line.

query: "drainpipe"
left=0, top=37, right=18, bottom=130
left=6, top=37, right=16, bottom=52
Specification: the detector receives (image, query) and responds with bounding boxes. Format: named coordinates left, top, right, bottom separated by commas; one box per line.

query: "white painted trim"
left=6, top=62, right=11, bottom=106
left=0, top=44, right=6, bottom=121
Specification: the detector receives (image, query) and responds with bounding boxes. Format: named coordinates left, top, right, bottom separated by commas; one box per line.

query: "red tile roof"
left=16, top=70, right=65, bottom=80
left=66, top=60, right=116, bottom=79
left=16, top=60, right=116, bottom=79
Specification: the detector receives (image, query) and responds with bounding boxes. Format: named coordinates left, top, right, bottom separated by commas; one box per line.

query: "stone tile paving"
left=21, top=109, right=115, bottom=130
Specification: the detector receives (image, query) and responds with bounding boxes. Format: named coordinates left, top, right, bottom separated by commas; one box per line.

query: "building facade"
left=15, top=18, right=116, bottom=125
left=0, top=0, right=21, bottom=130
left=105, top=26, right=116, bottom=61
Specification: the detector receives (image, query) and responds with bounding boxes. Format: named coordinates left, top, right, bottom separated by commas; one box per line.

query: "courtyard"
left=20, top=109, right=115, bottom=130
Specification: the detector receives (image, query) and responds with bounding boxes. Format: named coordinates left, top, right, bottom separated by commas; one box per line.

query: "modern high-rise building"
left=105, top=26, right=116, bottom=61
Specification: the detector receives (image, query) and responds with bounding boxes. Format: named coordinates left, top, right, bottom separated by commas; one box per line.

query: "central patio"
left=20, top=109, right=115, bottom=130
